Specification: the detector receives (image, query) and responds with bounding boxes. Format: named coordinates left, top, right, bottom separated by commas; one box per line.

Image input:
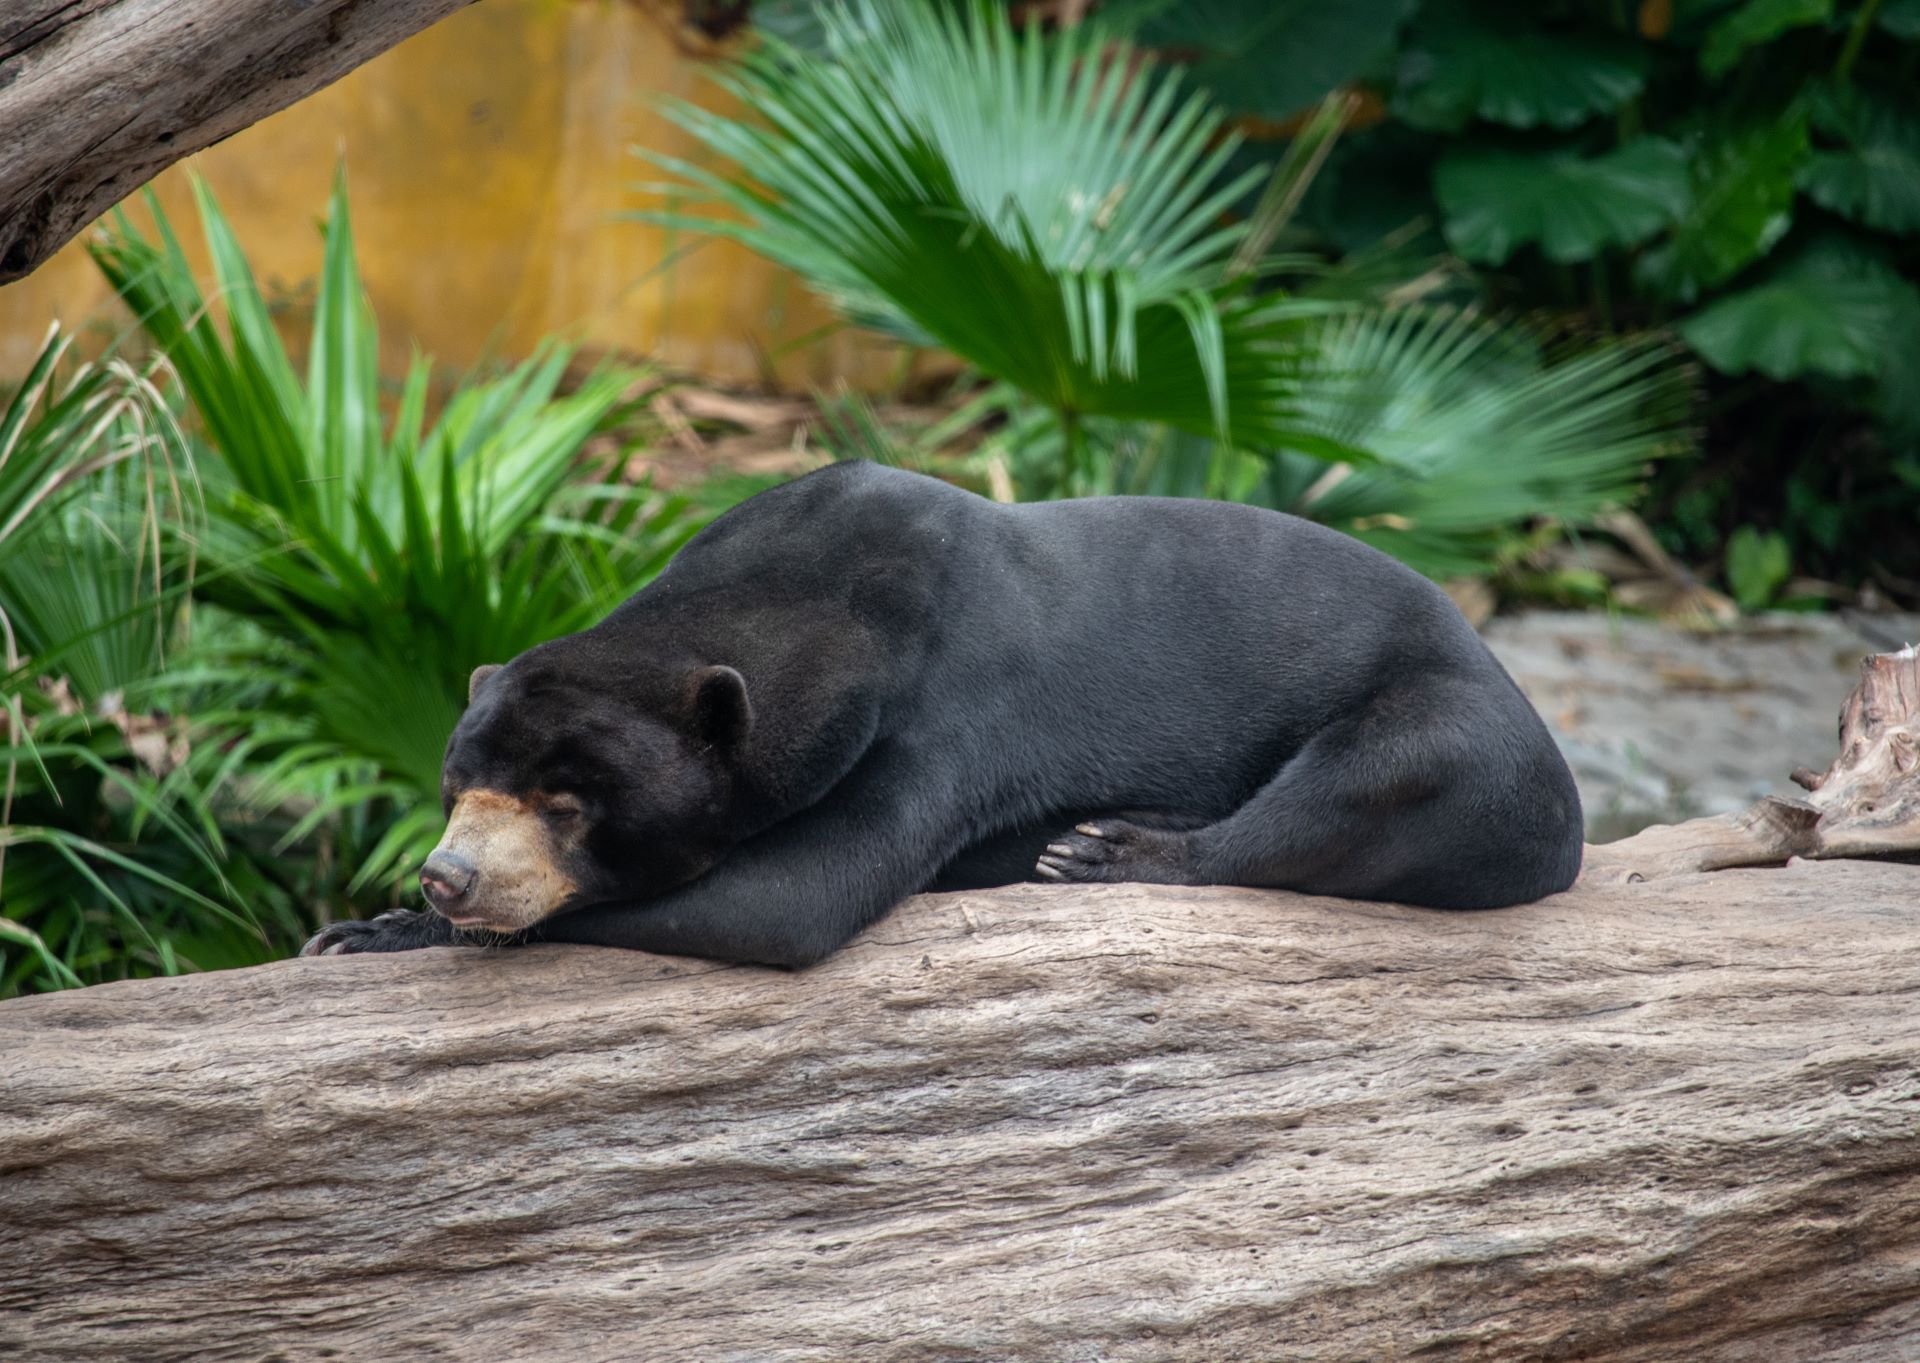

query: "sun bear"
left=302, top=461, right=1583, bottom=967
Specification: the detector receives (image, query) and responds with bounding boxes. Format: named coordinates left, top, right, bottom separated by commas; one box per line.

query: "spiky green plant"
left=90, top=175, right=700, bottom=900
left=0, top=327, right=294, bottom=994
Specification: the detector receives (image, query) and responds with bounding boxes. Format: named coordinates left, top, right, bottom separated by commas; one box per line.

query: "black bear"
left=303, top=462, right=1582, bottom=967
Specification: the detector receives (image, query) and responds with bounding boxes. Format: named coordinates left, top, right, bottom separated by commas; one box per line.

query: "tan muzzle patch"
left=431, top=790, right=579, bottom=933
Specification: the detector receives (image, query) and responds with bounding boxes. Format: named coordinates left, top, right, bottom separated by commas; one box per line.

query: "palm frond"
left=1269, top=309, right=1692, bottom=577
left=640, top=0, right=1346, bottom=456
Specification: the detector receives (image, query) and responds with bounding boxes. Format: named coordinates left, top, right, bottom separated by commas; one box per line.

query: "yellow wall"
left=0, top=0, right=915, bottom=391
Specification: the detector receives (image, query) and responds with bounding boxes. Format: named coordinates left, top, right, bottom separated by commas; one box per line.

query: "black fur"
left=305, top=462, right=1583, bottom=967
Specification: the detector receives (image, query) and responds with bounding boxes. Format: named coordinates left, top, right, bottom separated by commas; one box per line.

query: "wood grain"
left=0, top=0, right=478, bottom=282
left=5, top=862, right=1920, bottom=1360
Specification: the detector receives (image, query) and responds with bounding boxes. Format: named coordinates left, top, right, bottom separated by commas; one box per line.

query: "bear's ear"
left=468, top=664, right=504, bottom=704
left=688, top=665, right=753, bottom=750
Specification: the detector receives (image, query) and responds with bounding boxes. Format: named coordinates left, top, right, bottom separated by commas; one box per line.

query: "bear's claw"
left=299, top=908, right=450, bottom=957
left=1035, top=820, right=1195, bottom=886
left=1035, top=823, right=1131, bottom=882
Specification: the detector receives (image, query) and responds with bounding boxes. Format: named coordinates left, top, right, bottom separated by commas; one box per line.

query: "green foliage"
left=1253, top=311, right=1688, bottom=578
left=0, top=329, right=301, bottom=993
left=2, top=172, right=730, bottom=995
left=1393, top=3, right=1647, bottom=132
left=2, top=173, right=731, bottom=995
left=1437, top=139, right=1690, bottom=264
left=89, top=175, right=690, bottom=899
left=1678, top=234, right=1920, bottom=381
left=1075, top=0, right=1920, bottom=602
left=1700, top=0, right=1833, bottom=79
left=1723, top=524, right=1794, bottom=609
left=680, top=0, right=1686, bottom=552
left=1236, top=312, right=1674, bottom=575
left=0, top=331, right=180, bottom=698
left=1801, top=87, right=1920, bottom=233
left=1103, top=0, right=1418, bottom=122
left=904, top=302, right=1689, bottom=581
left=646, top=0, right=1372, bottom=484
left=1633, top=113, right=1810, bottom=303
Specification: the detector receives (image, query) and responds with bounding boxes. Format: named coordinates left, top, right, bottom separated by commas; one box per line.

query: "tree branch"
left=4, top=864, right=1920, bottom=1360
left=0, top=0, right=479, bottom=283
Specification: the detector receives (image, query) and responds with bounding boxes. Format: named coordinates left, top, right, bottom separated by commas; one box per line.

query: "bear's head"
left=419, top=647, right=753, bottom=934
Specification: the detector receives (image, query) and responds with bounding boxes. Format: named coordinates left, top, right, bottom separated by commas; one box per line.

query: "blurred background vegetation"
left=1, top=0, right=1915, bottom=994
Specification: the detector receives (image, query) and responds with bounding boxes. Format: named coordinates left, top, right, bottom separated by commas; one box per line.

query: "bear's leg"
left=534, top=740, right=970, bottom=968
left=1038, top=710, right=1579, bottom=908
left=1034, top=746, right=1443, bottom=898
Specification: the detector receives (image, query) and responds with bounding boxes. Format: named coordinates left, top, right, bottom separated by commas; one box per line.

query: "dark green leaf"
left=1876, top=286, right=1920, bottom=439
left=1882, top=0, right=1920, bottom=39
left=1700, top=0, right=1833, bottom=79
left=1436, top=138, right=1690, bottom=264
left=1800, top=87, right=1920, bottom=234
left=1394, top=4, right=1648, bottom=132
left=1109, top=0, right=1419, bottom=120
left=1724, top=525, right=1792, bottom=609
left=1678, top=234, right=1919, bottom=380
left=1635, top=112, right=1808, bottom=302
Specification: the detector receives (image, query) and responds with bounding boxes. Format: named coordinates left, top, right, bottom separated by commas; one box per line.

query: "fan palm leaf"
left=1262, top=309, right=1692, bottom=577
left=642, top=0, right=1345, bottom=455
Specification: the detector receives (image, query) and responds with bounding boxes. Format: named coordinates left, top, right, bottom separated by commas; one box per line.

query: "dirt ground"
left=1483, top=610, right=1920, bottom=842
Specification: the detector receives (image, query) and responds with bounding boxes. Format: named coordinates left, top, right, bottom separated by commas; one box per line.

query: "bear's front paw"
left=1035, top=820, right=1198, bottom=886
left=299, top=909, right=454, bottom=958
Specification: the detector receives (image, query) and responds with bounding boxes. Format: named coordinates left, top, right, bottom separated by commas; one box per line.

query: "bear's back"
left=661, top=462, right=978, bottom=590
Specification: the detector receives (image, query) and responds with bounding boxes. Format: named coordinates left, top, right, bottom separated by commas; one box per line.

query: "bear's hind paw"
left=1034, top=820, right=1196, bottom=886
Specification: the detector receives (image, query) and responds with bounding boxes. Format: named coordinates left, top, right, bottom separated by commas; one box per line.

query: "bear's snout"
left=425, top=789, right=581, bottom=932
left=420, top=850, right=478, bottom=915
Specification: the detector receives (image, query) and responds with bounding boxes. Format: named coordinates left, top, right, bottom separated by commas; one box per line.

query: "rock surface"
left=5, top=864, right=1920, bottom=1361
left=1484, top=610, right=1920, bottom=839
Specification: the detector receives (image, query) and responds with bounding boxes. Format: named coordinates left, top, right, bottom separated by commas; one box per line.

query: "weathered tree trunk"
left=4, top=862, right=1920, bottom=1361
left=1586, top=645, right=1920, bottom=882
left=0, top=0, right=479, bottom=282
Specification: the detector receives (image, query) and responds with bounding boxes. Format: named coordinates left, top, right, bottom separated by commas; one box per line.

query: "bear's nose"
left=420, top=851, right=477, bottom=910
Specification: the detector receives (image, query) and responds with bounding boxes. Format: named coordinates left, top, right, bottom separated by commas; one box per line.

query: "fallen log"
left=0, top=0, right=479, bottom=283
left=1586, top=644, right=1920, bottom=882
left=4, top=861, right=1920, bottom=1361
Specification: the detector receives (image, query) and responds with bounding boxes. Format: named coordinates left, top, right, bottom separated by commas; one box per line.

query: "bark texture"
left=0, top=0, right=479, bottom=282
left=1586, top=646, right=1920, bottom=882
left=5, top=862, right=1920, bottom=1362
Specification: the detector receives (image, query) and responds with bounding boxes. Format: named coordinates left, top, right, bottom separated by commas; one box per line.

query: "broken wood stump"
left=1586, top=644, right=1920, bottom=882
left=4, top=862, right=1919, bottom=1361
